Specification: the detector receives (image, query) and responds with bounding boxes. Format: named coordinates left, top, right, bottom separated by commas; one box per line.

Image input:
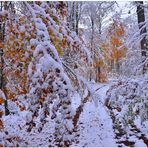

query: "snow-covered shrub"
left=106, top=72, right=148, bottom=131
left=0, top=1, right=91, bottom=146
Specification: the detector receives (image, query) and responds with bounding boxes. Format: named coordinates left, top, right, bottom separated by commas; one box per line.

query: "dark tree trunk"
left=0, top=2, right=9, bottom=116
left=96, top=67, right=100, bottom=82
left=111, top=60, right=114, bottom=73
left=90, top=17, right=94, bottom=81
left=116, top=59, right=120, bottom=74
left=136, top=1, right=148, bottom=74
left=71, top=2, right=75, bottom=31
left=67, top=2, right=82, bottom=35
left=91, top=18, right=94, bottom=52
left=75, top=3, right=79, bottom=35
left=0, top=48, right=9, bottom=116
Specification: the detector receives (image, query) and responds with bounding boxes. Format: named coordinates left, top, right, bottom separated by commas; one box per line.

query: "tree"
left=67, top=2, right=83, bottom=35
left=100, top=19, right=127, bottom=76
left=79, top=1, right=115, bottom=81
left=0, top=2, right=10, bottom=116
left=136, top=1, right=147, bottom=74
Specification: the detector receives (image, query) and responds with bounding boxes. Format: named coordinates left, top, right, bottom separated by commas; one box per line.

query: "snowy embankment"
left=72, top=83, right=117, bottom=147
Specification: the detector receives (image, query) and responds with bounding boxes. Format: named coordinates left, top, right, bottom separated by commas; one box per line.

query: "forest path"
left=72, top=82, right=147, bottom=147
left=72, top=83, right=117, bottom=147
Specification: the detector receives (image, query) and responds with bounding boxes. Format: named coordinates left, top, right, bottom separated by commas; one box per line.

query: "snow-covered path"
left=72, top=82, right=148, bottom=147
left=72, top=84, right=117, bottom=147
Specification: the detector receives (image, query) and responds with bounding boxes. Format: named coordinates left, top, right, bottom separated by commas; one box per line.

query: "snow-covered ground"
left=72, top=84, right=117, bottom=147
left=1, top=82, right=147, bottom=147
left=1, top=111, right=55, bottom=147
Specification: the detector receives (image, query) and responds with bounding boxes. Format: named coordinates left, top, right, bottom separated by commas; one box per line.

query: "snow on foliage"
left=24, top=2, right=77, bottom=146
left=0, top=1, right=92, bottom=147
left=106, top=72, right=148, bottom=135
left=24, top=1, right=91, bottom=146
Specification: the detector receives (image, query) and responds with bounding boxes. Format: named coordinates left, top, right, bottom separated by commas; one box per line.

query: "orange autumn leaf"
left=0, top=111, right=3, bottom=117
left=19, top=17, right=25, bottom=24
left=116, top=25, right=125, bottom=36
left=20, top=31, right=25, bottom=37
left=111, top=37, right=121, bottom=46
left=0, top=120, right=3, bottom=129
left=0, top=98, right=4, bottom=104
left=0, top=42, right=4, bottom=48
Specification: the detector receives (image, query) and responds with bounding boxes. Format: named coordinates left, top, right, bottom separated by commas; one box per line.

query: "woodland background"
left=0, top=1, right=147, bottom=147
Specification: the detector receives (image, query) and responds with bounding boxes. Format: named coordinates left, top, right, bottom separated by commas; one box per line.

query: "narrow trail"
left=72, top=84, right=117, bottom=147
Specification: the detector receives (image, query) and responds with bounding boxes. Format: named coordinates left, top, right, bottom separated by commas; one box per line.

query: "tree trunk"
left=136, top=1, right=147, bottom=74
left=0, top=2, right=9, bottom=116
left=0, top=49, right=9, bottom=116
left=97, top=67, right=100, bottom=82
left=75, top=3, right=79, bottom=35
left=111, top=60, right=114, bottom=73
left=116, top=59, right=120, bottom=74
left=71, top=2, right=75, bottom=31
left=91, top=18, right=94, bottom=52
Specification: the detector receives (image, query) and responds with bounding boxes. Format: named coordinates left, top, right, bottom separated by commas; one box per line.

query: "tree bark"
left=136, top=1, right=147, bottom=74
left=0, top=2, right=9, bottom=115
left=75, top=2, right=79, bottom=35
left=90, top=17, right=94, bottom=52
left=71, top=2, right=75, bottom=31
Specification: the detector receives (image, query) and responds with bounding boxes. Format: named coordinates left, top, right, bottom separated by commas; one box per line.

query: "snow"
left=71, top=80, right=148, bottom=147
left=0, top=10, right=8, bottom=16
left=71, top=92, right=81, bottom=113
left=135, top=117, right=148, bottom=138
left=73, top=102, right=116, bottom=147
left=51, top=8, right=56, bottom=16
left=72, top=84, right=117, bottom=147
left=1, top=111, right=55, bottom=147
left=58, top=33, right=63, bottom=40
left=135, top=139, right=147, bottom=147
left=30, top=39, right=38, bottom=46
left=66, top=119, right=74, bottom=131
left=19, top=26, right=25, bottom=32
left=1, top=81, right=147, bottom=147
left=0, top=89, right=7, bottom=101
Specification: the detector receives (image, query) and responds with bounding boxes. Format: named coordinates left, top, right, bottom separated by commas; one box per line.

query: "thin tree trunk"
left=91, top=18, right=94, bottom=52
left=97, top=67, right=100, bottom=82
left=75, top=3, right=79, bottom=35
left=0, top=49, right=9, bottom=116
left=116, top=59, right=120, bottom=74
left=90, top=17, right=94, bottom=81
left=0, top=2, right=9, bottom=116
left=111, top=60, right=114, bottom=73
left=136, top=1, right=147, bottom=74
left=71, top=2, right=75, bottom=31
